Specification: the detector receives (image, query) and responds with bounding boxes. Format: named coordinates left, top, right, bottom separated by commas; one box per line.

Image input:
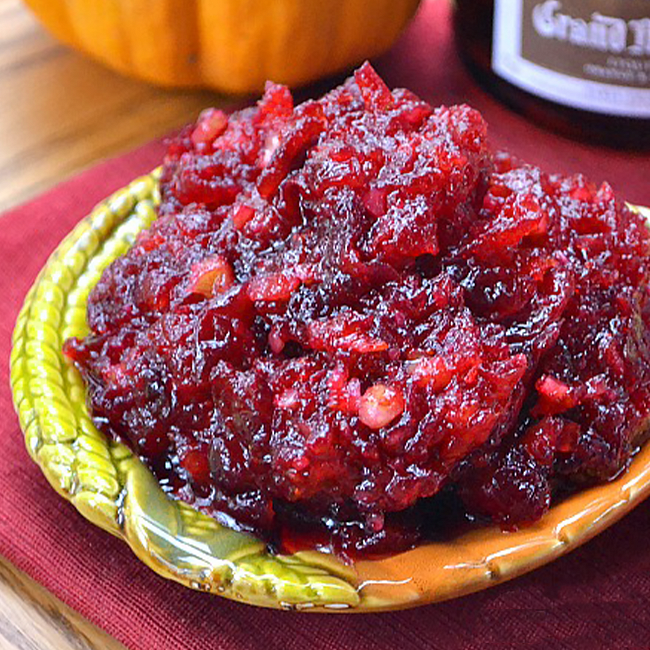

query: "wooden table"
left=0, top=0, right=214, bottom=213
left=0, top=1, right=216, bottom=647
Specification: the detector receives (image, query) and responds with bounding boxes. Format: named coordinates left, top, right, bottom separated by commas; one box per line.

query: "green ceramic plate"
left=10, top=172, right=650, bottom=611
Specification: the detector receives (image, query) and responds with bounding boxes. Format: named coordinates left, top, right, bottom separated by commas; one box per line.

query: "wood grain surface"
left=0, top=0, right=215, bottom=213
left=0, top=0, right=221, bottom=647
left=0, top=561, right=126, bottom=650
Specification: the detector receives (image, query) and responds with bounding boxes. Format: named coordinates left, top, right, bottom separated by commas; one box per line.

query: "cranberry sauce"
left=64, top=64, right=650, bottom=556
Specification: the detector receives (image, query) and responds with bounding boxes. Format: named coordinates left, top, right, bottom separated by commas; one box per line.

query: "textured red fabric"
left=1, top=2, right=650, bottom=649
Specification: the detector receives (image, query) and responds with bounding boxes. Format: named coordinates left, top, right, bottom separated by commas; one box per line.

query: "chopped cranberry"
left=187, top=255, right=234, bottom=298
left=65, top=64, right=650, bottom=556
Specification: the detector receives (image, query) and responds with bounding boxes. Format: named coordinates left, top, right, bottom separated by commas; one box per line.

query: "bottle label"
left=492, top=0, right=650, bottom=117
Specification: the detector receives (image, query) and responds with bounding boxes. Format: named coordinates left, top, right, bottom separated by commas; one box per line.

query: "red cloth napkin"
left=2, top=2, right=650, bottom=649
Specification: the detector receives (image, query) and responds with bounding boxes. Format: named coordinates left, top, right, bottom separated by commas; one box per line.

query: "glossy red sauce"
left=64, top=64, right=650, bottom=557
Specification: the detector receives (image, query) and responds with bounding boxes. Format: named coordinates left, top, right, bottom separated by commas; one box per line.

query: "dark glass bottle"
left=454, top=0, right=650, bottom=148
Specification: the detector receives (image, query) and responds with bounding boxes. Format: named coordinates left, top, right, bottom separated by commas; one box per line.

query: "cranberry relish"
left=65, top=64, right=650, bottom=555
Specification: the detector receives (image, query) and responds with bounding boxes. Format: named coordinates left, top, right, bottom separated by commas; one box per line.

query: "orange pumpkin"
left=23, top=0, right=421, bottom=93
